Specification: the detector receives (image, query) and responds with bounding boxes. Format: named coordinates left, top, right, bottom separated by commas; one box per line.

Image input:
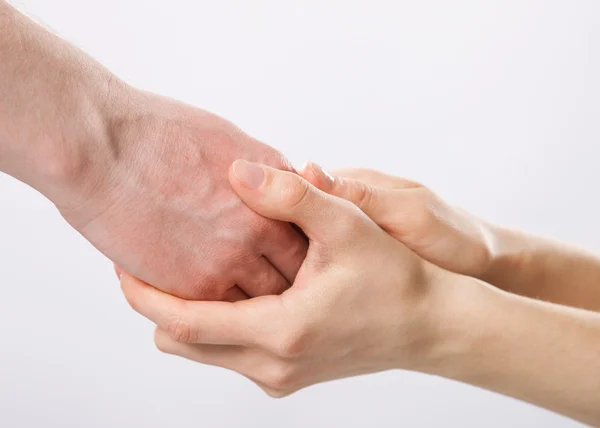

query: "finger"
left=121, top=273, right=276, bottom=346
left=154, top=327, right=249, bottom=369
left=261, top=222, right=307, bottom=283
left=154, top=328, right=278, bottom=391
left=298, top=162, right=395, bottom=223
left=329, top=167, right=421, bottom=190
left=236, top=256, right=289, bottom=297
left=229, top=159, right=360, bottom=240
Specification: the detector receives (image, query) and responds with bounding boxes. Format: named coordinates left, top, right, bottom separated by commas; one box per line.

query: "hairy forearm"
left=0, top=1, right=125, bottom=208
left=482, top=226, right=600, bottom=311
left=430, top=277, right=600, bottom=426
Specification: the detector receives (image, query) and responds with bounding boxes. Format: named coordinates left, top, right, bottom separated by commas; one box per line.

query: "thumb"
left=299, top=162, right=394, bottom=225
left=229, top=159, right=355, bottom=239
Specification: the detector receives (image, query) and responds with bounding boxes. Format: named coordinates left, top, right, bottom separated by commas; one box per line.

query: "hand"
left=299, top=164, right=495, bottom=279
left=0, top=4, right=306, bottom=301
left=60, top=89, right=307, bottom=301
left=121, top=160, right=459, bottom=396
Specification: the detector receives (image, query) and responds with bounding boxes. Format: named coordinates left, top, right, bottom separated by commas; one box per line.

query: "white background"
left=1, top=1, right=598, bottom=427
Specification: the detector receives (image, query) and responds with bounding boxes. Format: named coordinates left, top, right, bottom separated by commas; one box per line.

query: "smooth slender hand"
left=301, top=164, right=600, bottom=311
left=122, top=161, right=600, bottom=426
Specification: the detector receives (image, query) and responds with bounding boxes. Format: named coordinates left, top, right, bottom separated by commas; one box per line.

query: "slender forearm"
left=430, top=277, right=600, bottom=426
left=0, top=1, right=125, bottom=208
left=482, top=226, right=600, bottom=311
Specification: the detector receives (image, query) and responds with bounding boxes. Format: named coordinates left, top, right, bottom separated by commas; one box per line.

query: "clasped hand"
left=121, top=160, right=469, bottom=397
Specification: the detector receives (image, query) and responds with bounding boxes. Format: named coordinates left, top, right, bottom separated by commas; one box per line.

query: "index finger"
left=120, top=274, right=278, bottom=347
left=330, top=167, right=421, bottom=190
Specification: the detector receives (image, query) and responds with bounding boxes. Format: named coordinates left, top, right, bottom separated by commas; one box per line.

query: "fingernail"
left=309, top=162, right=335, bottom=187
left=299, top=161, right=310, bottom=174
left=233, top=159, right=265, bottom=189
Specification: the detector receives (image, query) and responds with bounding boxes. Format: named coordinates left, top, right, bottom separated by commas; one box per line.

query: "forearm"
left=0, top=1, right=125, bottom=208
left=481, top=225, right=600, bottom=311
left=429, top=276, right=600, bottom=426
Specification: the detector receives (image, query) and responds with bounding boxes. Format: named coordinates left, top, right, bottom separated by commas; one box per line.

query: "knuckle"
left=354, top=181, right=378, bottom=211
left=189, top=275, right=231, bottom=302
left=281, top=178, right=311, bottom=211
left=263, top=362, right=297, bottom=391
left=273, top=227, right=308, bottom=272
left=253, top=217, right=273, bottom=238
left=165, top=315, right=195, bottom=344
left=249, top=265, right=285, bottom=296
left=272, top=325, right=310, bottom=359
left=242, top=211, right=272, bottom=240
left=285, top=231, right=308, bottom=257
left=286, top=238, right=308, bottom=270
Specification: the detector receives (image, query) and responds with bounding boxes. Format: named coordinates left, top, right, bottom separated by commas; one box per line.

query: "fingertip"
left=300, top=162, right=335, bottom=191
left=298, top=162, right=318, bottom=185
left=298, top=161, right=311, bottom=176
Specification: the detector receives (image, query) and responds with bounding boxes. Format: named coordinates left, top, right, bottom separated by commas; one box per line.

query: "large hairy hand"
left=0, top=3, right=306, bottom=301
left=60, top=89, right=307, bottom=301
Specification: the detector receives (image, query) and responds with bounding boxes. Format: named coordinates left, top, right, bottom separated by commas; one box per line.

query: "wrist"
left=406, top=270, right=498, bottom=375
left=478, top=224, right=531, bottom=291
left=0, top=3, right=131, bottom=210
left=12, top=75, right=131, bottom=211
left=415, top=272, right=600, bottom=426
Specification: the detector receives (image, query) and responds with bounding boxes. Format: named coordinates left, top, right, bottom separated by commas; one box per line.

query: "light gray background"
left=0, top=1, right=598, bottom=427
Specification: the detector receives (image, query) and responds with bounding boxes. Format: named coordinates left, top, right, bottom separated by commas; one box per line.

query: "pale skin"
left=301, top=163, right=600, bottom=311
left=121, top=161, right=600, bottom=426
left=0, top=1, right=307, bottom=300
left=2, top=0, right=599, bottom=425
